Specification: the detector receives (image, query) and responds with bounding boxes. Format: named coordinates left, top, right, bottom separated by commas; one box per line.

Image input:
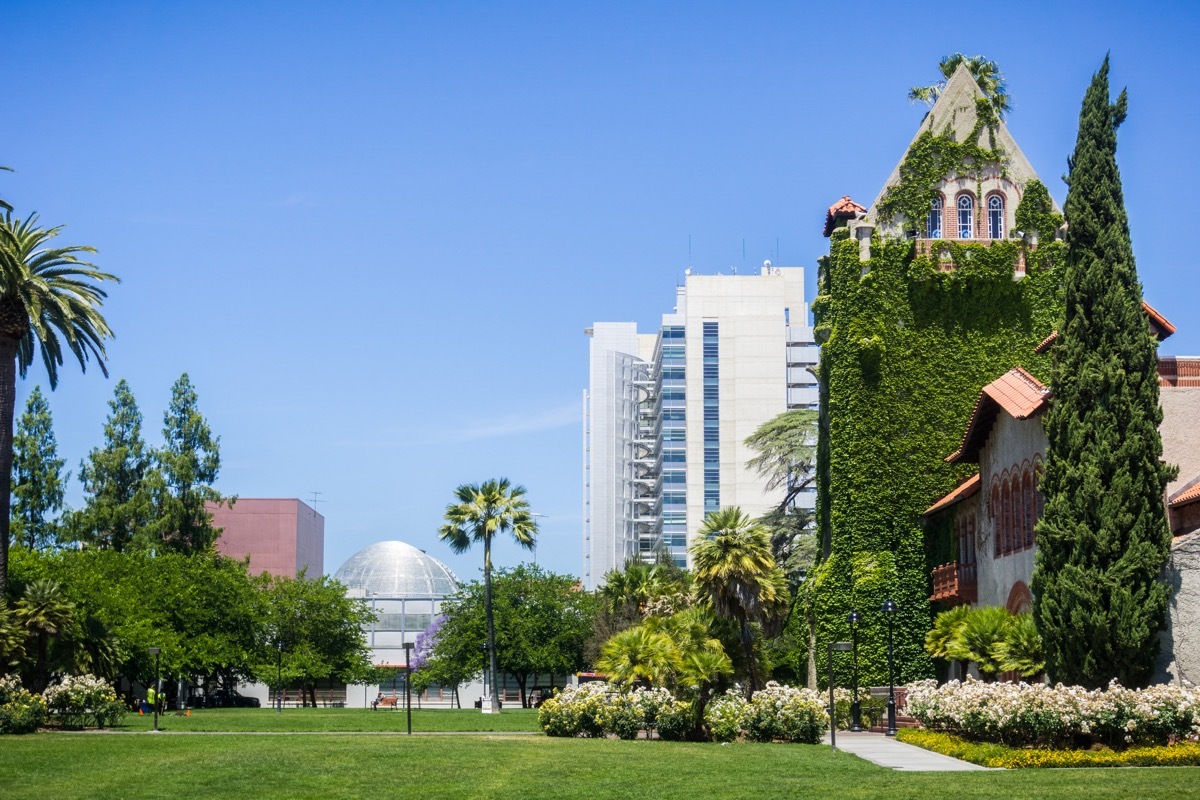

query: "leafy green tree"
left=71, top=379, right=153, bottom=551
left=10, top=387, right=67, bottom=550
left=0, top=213, right=116, bottom=599
left=691, top=507, right=788, bottom=696
left=1033, top=57, right=1176, bottom=689
left=150, top=374, right=227, bottom=554
left=258, top=573, right=375, bottom=707
left=433, top=565, right=593, bottom=707
left=438, top=478, right=538, bottom=712
left=908, top=53, right=1011, bottom=118
left=744, top=409, right=818, bottom=582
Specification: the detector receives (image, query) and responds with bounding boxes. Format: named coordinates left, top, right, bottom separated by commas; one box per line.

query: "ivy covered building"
left=815, top=62, right=1200, bottom=687
left=813, top=64, right=1070, bottom=687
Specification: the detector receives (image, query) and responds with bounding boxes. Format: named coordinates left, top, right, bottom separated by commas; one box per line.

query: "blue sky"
left=4, top=1, right=1198, bottom=583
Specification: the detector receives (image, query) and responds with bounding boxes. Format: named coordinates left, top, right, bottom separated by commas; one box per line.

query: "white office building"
left=583, top=264, right=819, bottom=589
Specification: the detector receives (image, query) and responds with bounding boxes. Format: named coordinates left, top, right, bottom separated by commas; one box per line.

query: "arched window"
left=991, top=483, right=1002, bottom=557
left=1034, top=458, right=1045, bottom=522
left=926, top=196, right=943, bottom=239
left=1023, top=468, right=1035, bottom=548
left=958, top=194, right=975, bottom=239
left=988, top=194, right=1005, bottom=239
left=1001, top=475, right=1012, bottom=554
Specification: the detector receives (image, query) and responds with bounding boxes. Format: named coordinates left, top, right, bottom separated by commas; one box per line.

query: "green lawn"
left=4, top=734, right=1200, bottom=799
left=113, top=707, right=540, bottom=733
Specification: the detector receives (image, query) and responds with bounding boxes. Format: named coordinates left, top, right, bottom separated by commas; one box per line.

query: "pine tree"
left=10, top=386, right=67, bottom=550
left=151, top=373, right=226, bottom=554
left=1032, top=57, right=1175, bottom=689
left=72, top=378, right=153, bottom=551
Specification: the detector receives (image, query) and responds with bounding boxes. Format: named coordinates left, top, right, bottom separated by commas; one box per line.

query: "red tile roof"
left=1169, top=477, right=1200, bottom=509
left=823, top=196, right=866, bottom=237
left=922, top=473, right=981, bottom=517
left=1032, top=302, right=1175, bottom=355
left=946, top=367, right=1050, bottom=464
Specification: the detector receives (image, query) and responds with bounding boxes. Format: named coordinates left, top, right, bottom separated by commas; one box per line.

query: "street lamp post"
left=828, top=641, right=852, bottom=752
left=847, top=610, right=863, bottom=731
left=403, top=641, right=414, bottom=735
left=148, top=647, right=161, bottom=732
left=480, top=643, right=489, bottom=713
left=276, top=640, right=283, bottom=714
left=882, top=598, right=898, bottom=736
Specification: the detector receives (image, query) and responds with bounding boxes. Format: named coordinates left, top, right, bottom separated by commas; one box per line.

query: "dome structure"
left=333, top=540, right=460, bottom=599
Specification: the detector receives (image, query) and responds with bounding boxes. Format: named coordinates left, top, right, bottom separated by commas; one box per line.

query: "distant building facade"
left=210, top=498, right=324, bottom=577
left=583, top=265, right=818, bottom=588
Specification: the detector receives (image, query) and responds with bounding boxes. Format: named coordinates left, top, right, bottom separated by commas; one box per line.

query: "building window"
left=958, top=194, right=975, bottom=239
left=988, top=194, right=1005, bottom=239
left=991, top=483, right=1002, bottom=557
left=926, top=196, right=943, bottom=239
left=1022, top=468, right=1036, bottom=549
left=702, top=322, right=719, bottom=512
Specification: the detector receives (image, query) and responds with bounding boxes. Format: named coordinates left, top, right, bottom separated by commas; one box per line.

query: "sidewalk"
left=823, top=731, right=992, bottom=771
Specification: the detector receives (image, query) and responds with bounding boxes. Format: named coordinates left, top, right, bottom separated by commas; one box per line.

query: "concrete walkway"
left=823, top=731, right=992, bottom=771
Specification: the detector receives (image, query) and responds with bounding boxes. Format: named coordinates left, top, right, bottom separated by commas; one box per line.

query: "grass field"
left=4, top=733, right=1200, bottom=799
left=113, top=707, right=541, bottom=733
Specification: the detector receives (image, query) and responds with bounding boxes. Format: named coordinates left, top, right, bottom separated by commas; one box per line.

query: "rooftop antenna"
left=308, top=491, right=325, bottom=511
left=688, top=234, right=692, bottom=267
left=742, top=238, right=746, bottom=271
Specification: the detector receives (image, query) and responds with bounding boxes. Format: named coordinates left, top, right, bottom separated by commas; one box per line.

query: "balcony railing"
left=930, top=562, right=977, bottom=606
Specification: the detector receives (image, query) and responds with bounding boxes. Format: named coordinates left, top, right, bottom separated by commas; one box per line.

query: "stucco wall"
left=976, top=414, right=1045, bottom=609
left=1162, top=385, right=1200, bottom=494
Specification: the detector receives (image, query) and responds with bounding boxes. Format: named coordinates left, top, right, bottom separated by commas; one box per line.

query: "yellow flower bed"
left=896, top=728, right=1200, bottom=768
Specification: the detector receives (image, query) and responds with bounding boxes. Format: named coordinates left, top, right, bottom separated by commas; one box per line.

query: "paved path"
left=823, top=731, right=992, bottom=771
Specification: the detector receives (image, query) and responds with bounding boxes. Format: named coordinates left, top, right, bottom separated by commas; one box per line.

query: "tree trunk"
left=516, top=672, right=527, bottom=708
left=484, top=534, right=500, bottom=713
left=806, top=610, right=818, bottom=690
left=0, top=340, right=17, bottom=601
left=741, top=619, right=759, bottom=698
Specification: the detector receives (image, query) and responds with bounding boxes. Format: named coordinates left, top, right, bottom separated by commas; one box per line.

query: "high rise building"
left=583, top=264, right=818, bottom=589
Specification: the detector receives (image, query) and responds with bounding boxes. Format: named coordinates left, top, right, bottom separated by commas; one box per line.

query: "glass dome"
left=333, top=540, right=461, bottom=599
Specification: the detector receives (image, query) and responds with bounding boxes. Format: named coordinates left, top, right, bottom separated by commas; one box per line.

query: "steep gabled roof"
left=823, top=196, right=866, bottom=237
left=946, top=367, right=1050, bottom=464
left=866, top=63, right=1051, bottom=227
left=1034, top=301, right=1177, bottom=354
left=922, top=473, right=981, bottom=517
left=1169, top=476, right=1200, bottom=510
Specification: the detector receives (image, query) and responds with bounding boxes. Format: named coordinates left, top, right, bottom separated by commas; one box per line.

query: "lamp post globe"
left=881, top=598, right=898, bottom=736
left=846, top=610, right=863, bottom=731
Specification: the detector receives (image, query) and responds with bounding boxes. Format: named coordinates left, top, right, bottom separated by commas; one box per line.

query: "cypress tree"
left=152, top=373, right=225, bottom=554
left=10, top=386, right=67, bottom=550
left=73, top=378, right=153, bottom=551
left=1032, top=57, right=1175, bottom=688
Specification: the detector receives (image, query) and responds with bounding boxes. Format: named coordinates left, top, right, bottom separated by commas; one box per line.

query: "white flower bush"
left=538, top=682, right=618, bottom=738
left=704, top=691, right=747, bottom=742
left=906, top=678, right=1200, bottom=748
left=0, top=674, right=47, bottom=735
left=42, top=673, right=125, bottom=729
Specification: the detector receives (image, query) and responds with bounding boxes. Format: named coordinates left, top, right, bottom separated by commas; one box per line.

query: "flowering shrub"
left=704, top=691, right=747, bottom=742
left=906, top=678, right=1200, bottom=749
left=42, top=674, right=125, bottom=729
left=0, top=674, right=47, bottom=735
left=742, top=683, right=830, bottom=744
left=655, top=700, right=694, bottom=741
left=538, top=683, right=613, bottom=738
left=597, top=691, right=644, bottom=740
left=829, top=686, right=872, bottom=731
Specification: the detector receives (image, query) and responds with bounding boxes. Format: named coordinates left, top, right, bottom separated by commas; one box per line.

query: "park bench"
left=378, top=696, right=398, bottom=708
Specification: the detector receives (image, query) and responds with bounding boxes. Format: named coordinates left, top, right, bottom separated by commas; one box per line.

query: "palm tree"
left=949, top=606, right=1013, bottom=681
left=0, top=166, right=12, bottom=213
left=0, top=213, right=117, bottom=599
left=925, top=605, right=972, bottom=678
left=908, top=53, right=1012, bottom=119
left=438, top=478, right=537, bottom=713
left=597, top=625, right=681, bottom=687
left=690, top=507, right=787, bottom=696
left=16, top=578, right=74, bottom=691
left=993, top=612, right=1045, bottom=679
